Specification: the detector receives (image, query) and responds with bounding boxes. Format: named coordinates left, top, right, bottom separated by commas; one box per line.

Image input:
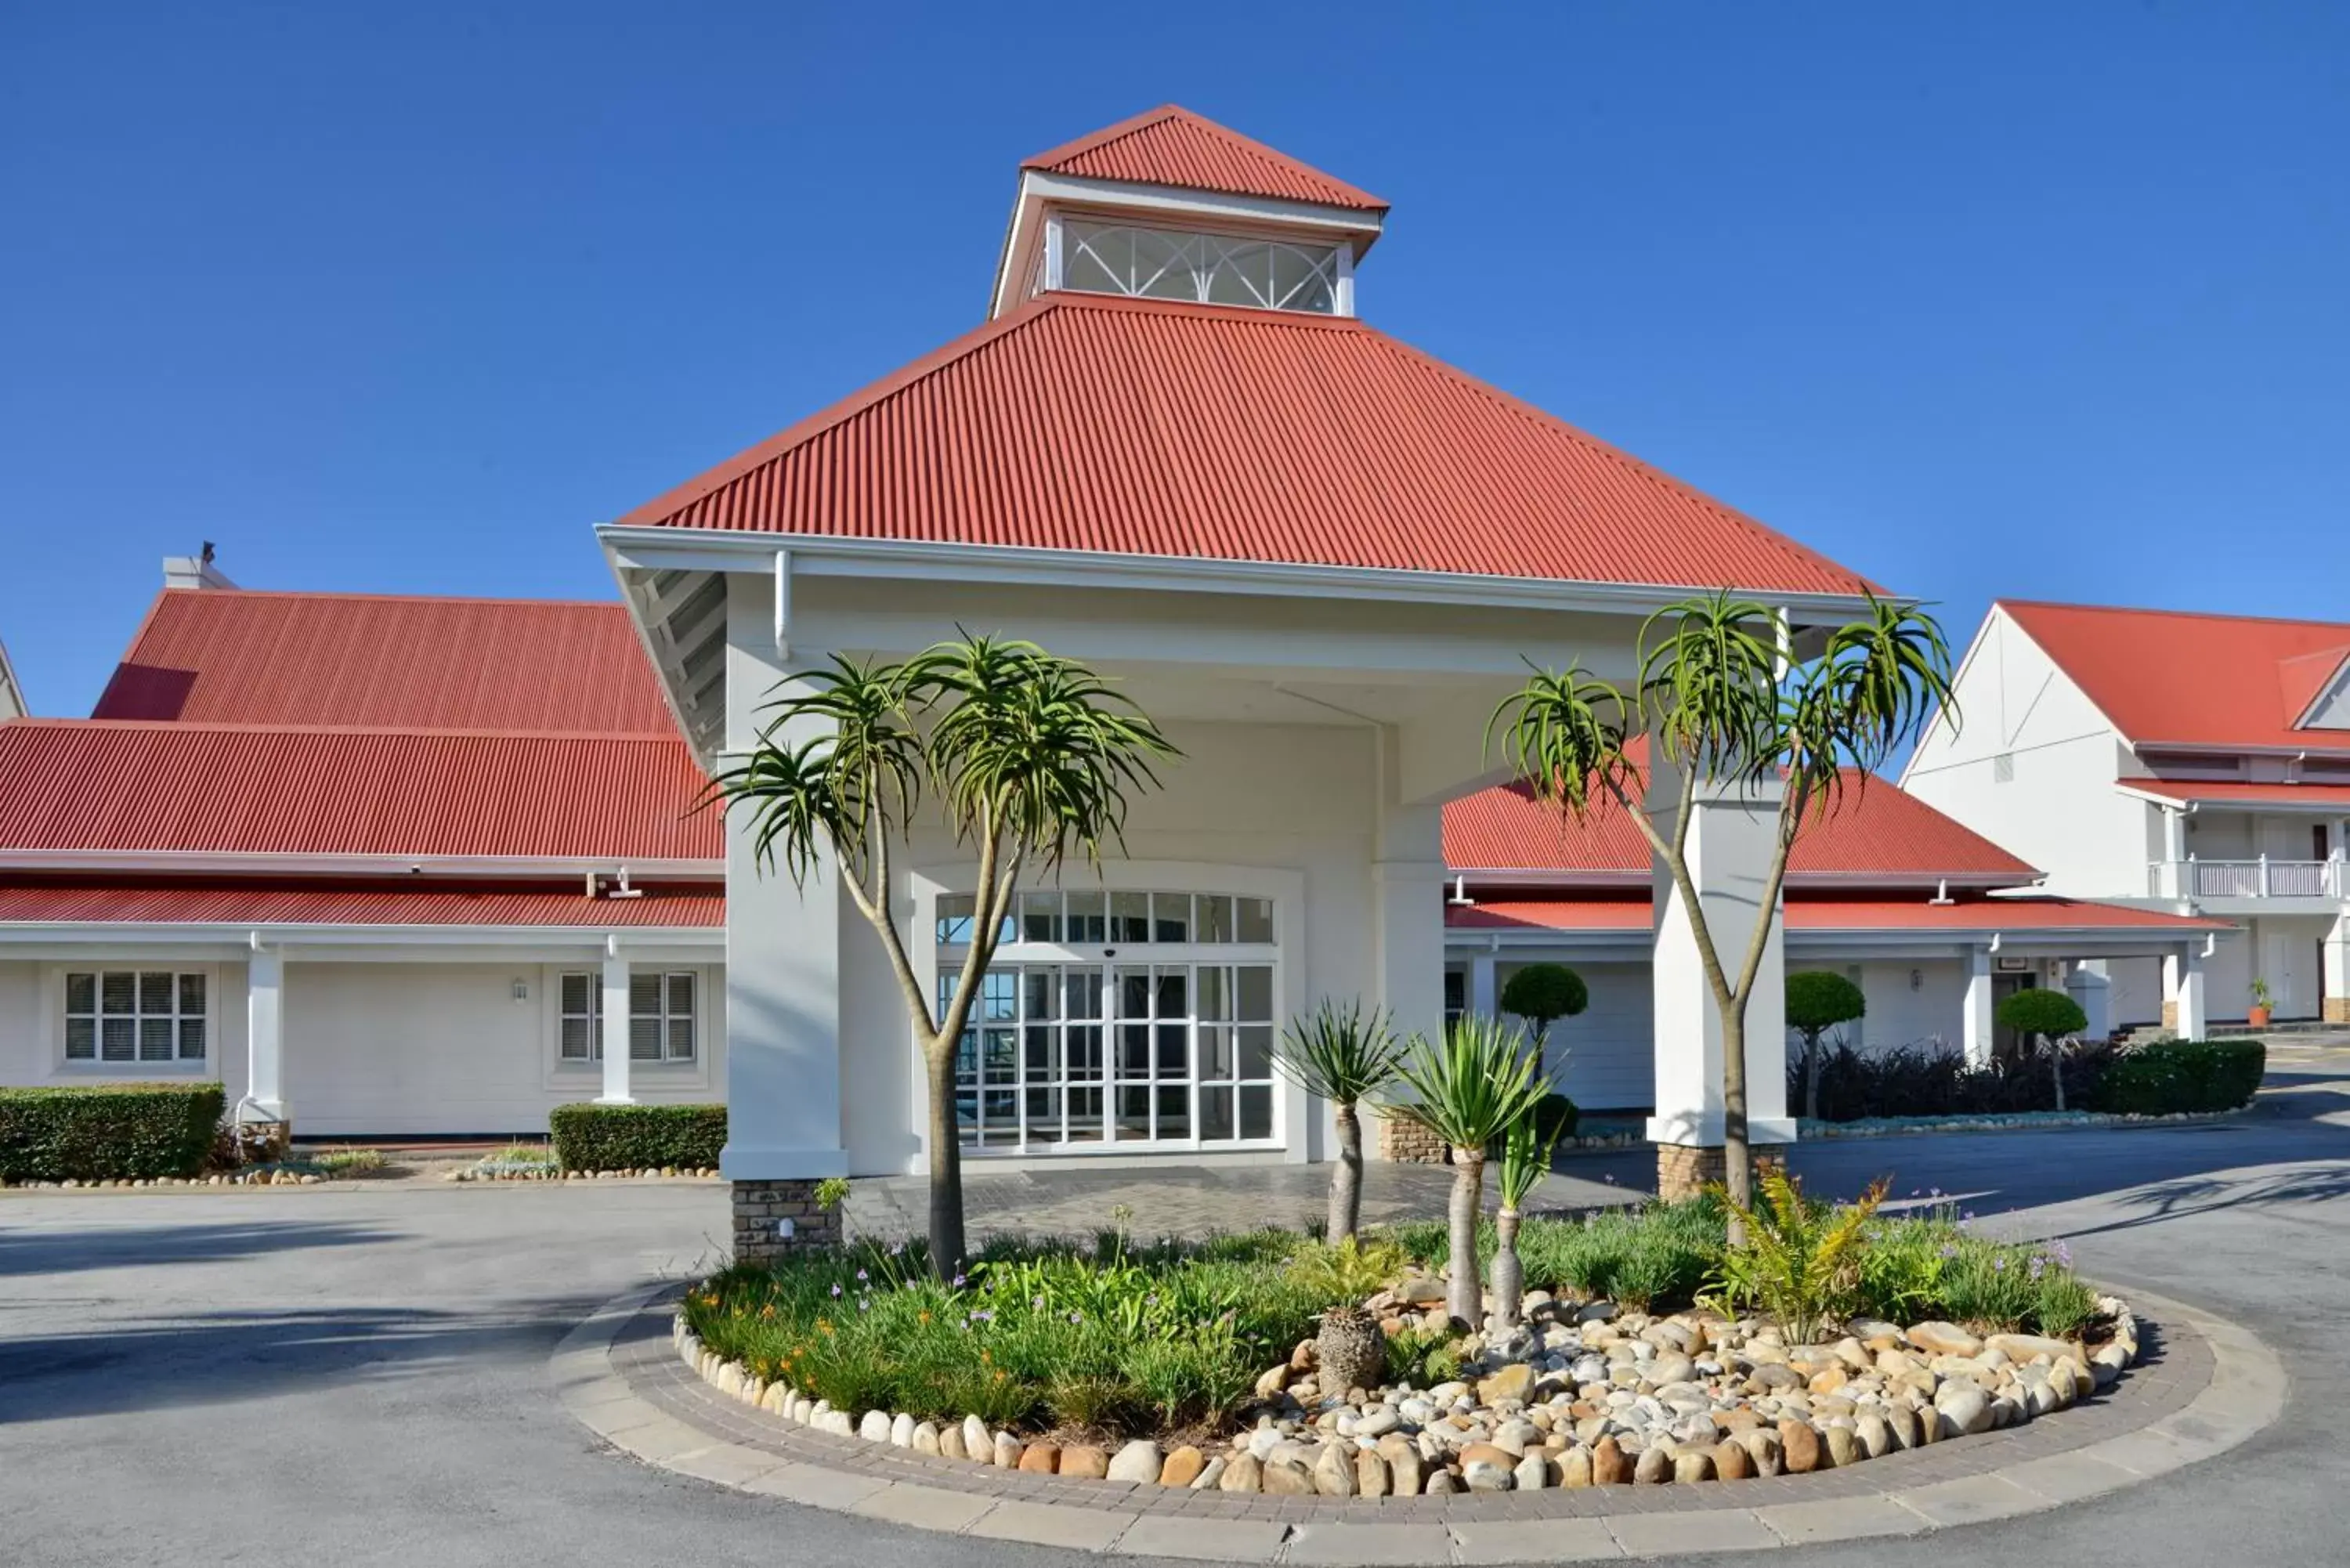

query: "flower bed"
left=678, top=1201, right=2137, bottom=1496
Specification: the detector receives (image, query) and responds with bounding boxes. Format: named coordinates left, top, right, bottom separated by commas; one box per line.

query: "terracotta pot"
left=2247, top=1005, right=2272, bottom=1028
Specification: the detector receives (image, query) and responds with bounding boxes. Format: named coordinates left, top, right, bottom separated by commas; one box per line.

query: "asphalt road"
left=3, top=1048, right=2345, bottom=1566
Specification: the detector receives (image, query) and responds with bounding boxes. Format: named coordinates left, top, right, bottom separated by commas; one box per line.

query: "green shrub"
left=0, top=1082, right=224, bottom=1182
left=548, top=1102, right=726, bottom=1171
left=1529, top=1091, right=1579, bottom=1145
left=2094, top=1039, right=2266, bottom=1115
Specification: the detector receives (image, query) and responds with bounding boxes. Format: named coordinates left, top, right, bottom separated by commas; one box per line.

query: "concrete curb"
left=555, top=1281, right=2283, bottom=1562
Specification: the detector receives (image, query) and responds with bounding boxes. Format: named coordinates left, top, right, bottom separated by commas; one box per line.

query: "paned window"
left=1058, top=220, right=1340, bottom=315
left=63, top=970, right=206, bottom=1063
left=559, top=971, right=697, bottom=1063
left=936, top=889, right=1278, bottom=1151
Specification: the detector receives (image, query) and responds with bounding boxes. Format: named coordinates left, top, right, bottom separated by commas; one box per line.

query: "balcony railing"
left=2148, top=855, right=2348, bottom=900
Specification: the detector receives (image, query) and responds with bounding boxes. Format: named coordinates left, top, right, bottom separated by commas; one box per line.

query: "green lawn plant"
left=710, top=634, right=1176, bottom=1274
left=1708, top=1169, right=1888, bottom=1343
left=1786, top=970, right=1867, bottom=1122
left=1997, top=987, right=2089, bottom=1112
left=1271, top=999, right=1408, bottom=1243
left=1491, top=593, right=1956, bottom=1234
left=1396, top=1015, right=1552, bottom=1326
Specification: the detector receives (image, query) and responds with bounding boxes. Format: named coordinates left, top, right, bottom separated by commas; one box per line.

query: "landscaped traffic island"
left=674, top=1199, right=2141, bottom=1498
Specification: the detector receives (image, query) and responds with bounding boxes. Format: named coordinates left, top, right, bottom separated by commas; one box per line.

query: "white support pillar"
left=2064, top=963, right=2112, bottom=1041
left=244, top=945, right=287, bottom=1122
left=596, top=952, right=634, bottom=1104
left=1647, top=751, right=1792, bottom=1189
left=1469, top=950, right=1499, bottom=1019
left=1961, top=946, right=1995, bottom=1068
left=720, top=573, right=848, bottom=1187
left=2164, top=945, right=2208, bottom=1042
left=2323, top=912, right=2349, bottom=1024
left=2159, top=808, right=2189, bottom=901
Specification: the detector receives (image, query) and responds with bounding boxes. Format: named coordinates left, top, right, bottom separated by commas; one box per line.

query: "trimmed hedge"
left=0, top=1082, right=225, bottom=1182
left=548, top=1102, right=727, bottom=1171
left=2094, top=1038, right=2267, bottom=1115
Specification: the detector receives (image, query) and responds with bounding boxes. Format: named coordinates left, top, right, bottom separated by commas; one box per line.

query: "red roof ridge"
left=5, top=717, right=695, bottom=745
left=1359, top=327, right=1892, bottom=599
left=1999, top=598, right=2350, bottom=635
left=142, top=585, right=635, bottom=612
left=1021, top=104, right=1387, bottom=212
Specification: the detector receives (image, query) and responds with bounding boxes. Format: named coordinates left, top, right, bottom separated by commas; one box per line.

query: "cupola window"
left=1054, top=218, right=1341, bottom=315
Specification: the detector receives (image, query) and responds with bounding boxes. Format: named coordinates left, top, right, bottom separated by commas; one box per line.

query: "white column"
left=2165, top=945, right=2208, bottom=1042
left=597, top=953, right=634, bottom=1104
left=2064, top=963, right=2112, bottom=1041
left=2160, top=808, right=2189, bottom=901
left=1646, top=753, right=1793, bottom=1151
left=719, top=574, right=847, bottom=1180
left=1961, top=946, right=1995, bottom=1067
left=2323, top=912, right=2349, bottom=1022
left=245, top=945, right=287, bottom=1122
left=1469, top=951, right=1499, bottom=1018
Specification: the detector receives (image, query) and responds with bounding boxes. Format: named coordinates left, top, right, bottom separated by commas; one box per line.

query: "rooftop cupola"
left=989, top=105, right=1388, bottom=321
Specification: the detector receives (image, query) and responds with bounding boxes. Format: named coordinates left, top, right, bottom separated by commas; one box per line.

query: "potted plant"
left=2248, top=977, right=2274, bottom=1030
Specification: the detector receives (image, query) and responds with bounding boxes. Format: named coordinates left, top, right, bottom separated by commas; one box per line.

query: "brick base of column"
left=2161, top=1000, right=2180, bottom=1032
left=730, top=1180, right=842, bottom=1266
left=1376, top=1107, right=1451, bottom=1165
left=1655, top=1143, right=1789, bottom=1202
left=2326, top=997, right=2350, bottom=1024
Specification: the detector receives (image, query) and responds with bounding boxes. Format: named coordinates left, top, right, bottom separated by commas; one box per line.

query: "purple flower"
left=855, top=1269, right=869, bottom=1282
left=830, top=1283, right=843, bottom=1298
left=1992, top=1255, right=2006, bottom=1272
left=1032, top=1295, right=1045, bottom=1310
left=952, top=1273, right=967, bottom=1288
left=1068, top=1311, right=1083, bottom=1324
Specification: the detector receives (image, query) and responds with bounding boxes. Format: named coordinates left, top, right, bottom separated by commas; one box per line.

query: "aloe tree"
left=1490, top=593, right=1954, bottom=1229
left=711, top=634, right=1175, bottom=1273
left=1489, top=1107, right=1564, bottom=1331
left=1397, top=1015, right=1550, bottom=1327
left=1271, top=999, right=1408, bottom=1244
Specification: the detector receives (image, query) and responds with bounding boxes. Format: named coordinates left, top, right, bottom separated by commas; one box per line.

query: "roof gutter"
left=595, top=524, right=1891, bottom=623
left=0, top=851, right=725, bottom=880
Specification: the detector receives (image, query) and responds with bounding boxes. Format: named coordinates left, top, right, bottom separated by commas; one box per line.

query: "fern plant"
left=1707, top=1170, right=1888, bottom=1343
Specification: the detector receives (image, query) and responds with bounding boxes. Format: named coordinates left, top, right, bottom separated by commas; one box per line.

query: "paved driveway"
left=4, top=1050, right=2346, bottom=1566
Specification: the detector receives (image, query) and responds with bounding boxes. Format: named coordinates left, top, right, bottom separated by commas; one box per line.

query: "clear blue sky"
left=4, top=2, right=2344, bottom=717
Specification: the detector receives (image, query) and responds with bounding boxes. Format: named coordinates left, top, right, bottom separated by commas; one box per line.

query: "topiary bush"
left=2094, top=1038, right=2267, bottom=1115
left=0, top=1082, right=225, bottom=1181
left=548, top=1102, right=727, bottom=1171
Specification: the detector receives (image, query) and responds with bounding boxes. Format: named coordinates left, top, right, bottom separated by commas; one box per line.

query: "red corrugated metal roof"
left=615, top=293, right=1881, bottom=600
left=1023, top=105, right=1386, bottom=212
left=93, top=589, right=677, bottom=735
left=2002, top=601, right=2350, bottom=755
left=1444, top=753, right=2037, bottom=883
left=2121, top=779, right=2350, bottom=810
left=0, top=721, right=719, bottom=862
left=0, top=879, right=722, bottom=927
left=1446, top=896, right=2225, bottom=934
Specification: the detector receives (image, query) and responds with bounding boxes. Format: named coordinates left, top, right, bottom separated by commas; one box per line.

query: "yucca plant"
left=1488, top=1109, right=1563, bottom=1330
left=1708, top=1169, right=1889, bottom=1343
left=1271, top=999, right=1408, bottom=1243
left=1396, top=1016, right=1550, bottom=1326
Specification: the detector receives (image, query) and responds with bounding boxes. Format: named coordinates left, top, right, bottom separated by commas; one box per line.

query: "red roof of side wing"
left=0, top=880, right=723, bottom=928
left=614, top=294, right=1880, bottom=601
left=92, top=590, right=678, bottom=735
left=2001, top=601, right=2350, bottom=754
left=1022, top=105, right=1387, bottom=212
left=0, top=721, right=718, bottom=862
left=1444, top=896, right=2228, bottom=935
left=1444, top=757, right=2037, bottom=885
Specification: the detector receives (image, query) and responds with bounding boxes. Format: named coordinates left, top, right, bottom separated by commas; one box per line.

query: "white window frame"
left=46, top=963, right=219, bottom=1078
left=1055, top=216, right=1343, bottom=316
left=910, top=864, right=1306, bottom=1162
left=542, top=964, right=714, bottom=1087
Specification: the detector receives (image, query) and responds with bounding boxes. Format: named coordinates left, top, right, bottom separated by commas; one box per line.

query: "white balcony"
left=2149, top=854, right=2348, bottom=901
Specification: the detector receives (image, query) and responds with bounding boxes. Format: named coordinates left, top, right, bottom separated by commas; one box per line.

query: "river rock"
left=1061, top=1445, right=1109, bottom=1480
left=1312, top=1441, right=1355, bottom=1498
left=1936, top=1382, right=1994, bottom=1436
left=1425, top=1469, right=1462, bottom=1494
left=1855, top=1413, right=1893, bottom=1459
left=1192, top=1456, right=1227, bottom=1490
left=1712, top=1439, right=1754, bottom=1479
left=859, top=1411, right=892, bottom=1443
left=889, top=1412, right=915, bottom=1448
left=1559, top=1444, right=1593, bottom=1487
left=1478, top=1364, right=1537, bottom=1405
left=1633, top=1444, right=1672, bottom=1483
left=1108, top=1440, right=1161, bottom=1483
left=1673, top=1449, right=1715, bottom=1483
left=1823, top=1425, right=1859, bottom=1468
left=937, top=1423, right=965, bottom=1461
left=1737, top=1426, right=1784, bottom=1476
left=1220, top=1452, right=1263, bottom=1493
left=1379, top=1434, right=1424, bottom=1495
left=912, top=1421, right=941, bottom=1456
left=992, top=1431, right=1021, bottom=1468
left=1159, top=1446, right=1205, bottom=1487
left=1355, top=1448, right=1390, bottom=1498
left=1593, top=1435, right=1631, bottom=1484
left=1778, top=1419, right=1822, bottom=1474
left=1987, top=1332, right=2074, bottom=1364
left=1017, top=1443, right=1059, bottom=1474
left=1907, top=1321, right=1984, bottom=1357
left=1264, top=1458, right=1316, bottom=1496
left=963, top=1415, right=991, bottom=1458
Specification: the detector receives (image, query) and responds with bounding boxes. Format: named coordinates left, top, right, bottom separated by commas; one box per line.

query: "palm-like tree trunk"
left=1491, top=1203, right=1524, bottom=1331
left=2049, top=1035, right=2066, bottom=1113
left=1720, top=1008, right=1752, bottom=1227
left=1445, top=1146, right=1486, bottom=1327
left=924, top=1041, right=967, bottom=1272
left=1329, top=1099, right=1364, bottom=1243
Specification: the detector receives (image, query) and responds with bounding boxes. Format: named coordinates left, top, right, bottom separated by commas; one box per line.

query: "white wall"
left=1904, top=609, right=2144, bottom=898
left=1495, top=959, right=1653, bottom=1111
left=284, top=960, right=725, bottom=1136
left=1846, top=959, right=1968, bottom=1053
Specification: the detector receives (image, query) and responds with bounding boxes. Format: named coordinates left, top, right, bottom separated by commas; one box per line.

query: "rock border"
left=1796, top=1108, right=2248, bottom=1141
left=445, top=1164, right=722, bottom=1183
left=556, top=1279, right=2283, bottom=1560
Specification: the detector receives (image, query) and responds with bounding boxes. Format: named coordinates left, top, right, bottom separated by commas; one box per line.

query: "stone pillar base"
left=731, top=1180, right=842, bottom=1266
left=2161, top=1000, right=2179, bottom=1032
left=1376, top=1107, right=1450, bottom=1165
left=1655, top=1143, right=1788, bottom=1202
left=2325, top=997, right=2350, bottom=1024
